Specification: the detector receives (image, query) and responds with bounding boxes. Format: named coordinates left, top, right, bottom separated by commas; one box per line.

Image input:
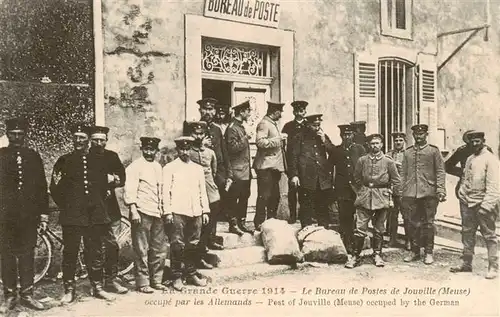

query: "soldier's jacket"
left=282, top=119, right=307, bottom=163
left=354, top=153, right=401, bottom=210
left=0, top=146, right=49, bottom=223
left=288, top=127, right=335, bottom=191
left=206, top=122, right=232, bottom=187
left=90, top=148, right=125, bottom=222
left=331, top=143, right=366, bottom=200
left=401, top=143, right=446, bottom=198
left=354, top=132, right=369, bottom=152
left=50, top=150, right=111, bottom=226
left=225, top=118, right=251, bottom=181
left=386, top=149, right=404, bottom=194
left=253, top=115, right=286, bottom=172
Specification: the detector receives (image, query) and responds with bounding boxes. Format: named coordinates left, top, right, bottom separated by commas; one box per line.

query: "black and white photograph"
left=0, top=0, right=499, bottom=316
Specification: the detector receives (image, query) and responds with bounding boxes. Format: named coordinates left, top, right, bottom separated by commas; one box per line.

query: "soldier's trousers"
left=62, top=224, right=107, bottom=289
left=460, top=202, right=498, bottom=259
left=355, top=208, right=388, bottom=240
left=338, top=199, right=356, bottom=253
left=226, top=179, right=251, bottom=220
left=402, top=196, right=438, bottom=254
left=255, top=169, right=281, bottom=228
left=299, top=187, right=333, bottom=228
left=199, top=200, right=221, bottom=250
left=0, top=220, right=38, bottom=298
left=103, top=219, right=121, bottom=280
left=131, top=212, right=167, bottom=288
left=288, top=182, right=300, bottom=222
left=170, top=214, right=202, bottom=279
left=386, top=196, right=410, bottom=241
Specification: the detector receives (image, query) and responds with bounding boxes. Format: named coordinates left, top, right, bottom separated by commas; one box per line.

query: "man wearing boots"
left=124, top=137, right=168, bottom=293
left=50, top=123, right=115, bottom=304
left=385, top=132, right=410, bottom=249
left=89, top=126, right=129, bottom=294
left=253, top=101, right=287, bottom=231
left=282, top=100, right=309, bottom=224
left=186, top=121, right=223, bottom=269
left=345, top=134, right=400, bottom=268
left=288, top=114, right=335, bottom=228
left=162, top=137, right=210, bottom=291
left=402, top=124, right=446, bottom=265
left=0, top=118, right=49, bottom=312
left=224, top=100, right=252, bottom=235
left=451, top=131, right=500, bottom=279
left=332, top=124, right=366, bottom=254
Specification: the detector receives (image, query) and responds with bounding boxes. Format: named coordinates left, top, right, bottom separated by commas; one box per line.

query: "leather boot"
left=186, top=274, right=207, bottom=287
left=0, top=296, right=17, bottom=313
left=197, top=258, right=214, bottom=270
left=423, top=253, right=434, bottom=265
left=20, top=295, right=45, bottom=311
left=486, top=256, right=498, bottom=279
left=172, top=278, right=185, bottom=291
left=238, top=219, right=254, bottom=234
left=60, top=280, right=76, bottom=305
left=345, top=235, right=364, bottom=269
left=403, top=245, right=421, bottom=262
left=450, top=255, right=473, bottom=273
left=228, top=218, right=244, bottom=236
left=373, top=236, right=385, bottom=267
left=93, top=284, right=116, bottom=302
left=104, top=278, right=129, bottom=294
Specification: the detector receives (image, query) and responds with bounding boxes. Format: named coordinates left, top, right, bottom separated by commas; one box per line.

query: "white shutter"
left=354, top=53, right=379, bottom=134
left=416, top=53, right=438, bottom=145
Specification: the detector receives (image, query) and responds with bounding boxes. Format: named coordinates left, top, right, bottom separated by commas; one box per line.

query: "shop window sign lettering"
left=204, top=0, right=280, bottom=28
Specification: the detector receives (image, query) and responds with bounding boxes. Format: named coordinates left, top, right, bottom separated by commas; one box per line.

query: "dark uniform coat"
left=91, top=149, right=125, bottom=222
left=50, top=151, right=111, bottom=226
left=225, top=118, right=251, bottom=181
left=288, top=127, right=335, bottom=191
left=0, top=147, right=48, bottom=224
left=332, top=143, right=366, bottom=200
left=282, top=119, right=307, bottom=162
left=207, top=122, right=232, bottom=186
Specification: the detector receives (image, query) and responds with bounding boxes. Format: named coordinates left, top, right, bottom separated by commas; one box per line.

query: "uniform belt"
left=364, top=183, right=390, bottom=189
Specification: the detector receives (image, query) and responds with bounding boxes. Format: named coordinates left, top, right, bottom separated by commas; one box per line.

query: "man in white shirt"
left=163, top=136, right=210, bottom=291
left=451, top=131, right=500, bottom=279
left=124, top=137, right=167, bottom=293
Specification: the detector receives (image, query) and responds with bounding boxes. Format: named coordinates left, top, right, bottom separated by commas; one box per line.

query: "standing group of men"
left=0, top=97, right=498, bottom=312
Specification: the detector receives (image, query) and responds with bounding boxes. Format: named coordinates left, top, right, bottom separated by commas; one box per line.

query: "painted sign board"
left=204, top=0, right=280, bottom=28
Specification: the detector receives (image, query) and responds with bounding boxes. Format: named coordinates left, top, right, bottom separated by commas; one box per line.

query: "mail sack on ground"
left=297, top=225, right=347, bottom=263
left=260, top=218, right=303, bottom=265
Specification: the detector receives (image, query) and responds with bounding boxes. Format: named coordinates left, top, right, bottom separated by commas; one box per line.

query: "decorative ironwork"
left=202, top=42, right=268, bottom=77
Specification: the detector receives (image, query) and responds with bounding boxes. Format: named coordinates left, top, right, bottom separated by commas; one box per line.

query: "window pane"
left=387, top=0, right=393, bottom=28
left=395, top=0, right=406, bottom=29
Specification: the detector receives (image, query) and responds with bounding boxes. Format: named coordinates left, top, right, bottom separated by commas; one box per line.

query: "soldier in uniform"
left=253, top=101, right=287, bottom=230
left=89, top=126, right=128, bottom=294
left=0, top=118, right=49, bottom=312
left=186, top=121, right=223, bottom=268
left=402, top=124, right=446, bottom=265
left=451, top=131, right=499, bottom=279
left=288, top=114, right=335, bottom=228
left=50, top=123, right=115, bottom=303
left=350, top=121, right=368, bottom=151
left=162, top=136, right=210, bottom=291
left=224, top=101, right=252, bottom=235
left=385, top=131, right=409, bottom=249
left=214, top=103, right=231, bottom=135
left=345, top=134, right=400, bottom=268
left=282, top=100, right=308, bottom=224
left=332, top=124, right=366, bottom=253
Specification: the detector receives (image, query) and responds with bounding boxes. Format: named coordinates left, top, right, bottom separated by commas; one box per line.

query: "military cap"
left=140, top=137, right=161, bottom=149
left=215, top=104, right=231, bottom=112
left=306, top=114, right=323, bottom=124
left=467, top=131, right=485, bottom=140
left=196, top=97, right=218, bottom=108
left=350, top=121, right=366, bottom=127
left=6, top=118, right=28, bottom=132
left=411, top=124, right=429, bottom=133
left=70, top=123, right=90, bottom=136
left=232, top=100, right=251, bottom=112
left=367, top=133, right=384, bottom=142
left=462, top=129, right=476, bottom=143
left=391, top=131, right=406, bottom=139
left=266, top=101, right=285, bottom=112
left=174, top=136, right=194, bottom=149
left=89, top=125, right=110, bottom=139
left=186, top=121, right=208, bottom=134
left=290, top=100, right=309, bottom=109
left=338, top=124, right=355, bottom=133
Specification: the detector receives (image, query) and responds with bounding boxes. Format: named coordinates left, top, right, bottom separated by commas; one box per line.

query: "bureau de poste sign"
left=204, top=0, right=280, bottom=28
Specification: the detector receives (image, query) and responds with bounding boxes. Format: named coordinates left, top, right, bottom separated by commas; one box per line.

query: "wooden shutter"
left=416, top=53, right=438, bottom=145
left=354, top=53, right=379, bottom=134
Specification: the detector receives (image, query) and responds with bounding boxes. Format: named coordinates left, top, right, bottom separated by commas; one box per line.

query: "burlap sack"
left=260, top=218, right=303, bottom=265
left=297, top=225, right=347, bottom=263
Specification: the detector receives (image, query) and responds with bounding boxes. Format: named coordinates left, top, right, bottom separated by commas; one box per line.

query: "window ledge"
left=381, top=29, right=413, bottom=41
